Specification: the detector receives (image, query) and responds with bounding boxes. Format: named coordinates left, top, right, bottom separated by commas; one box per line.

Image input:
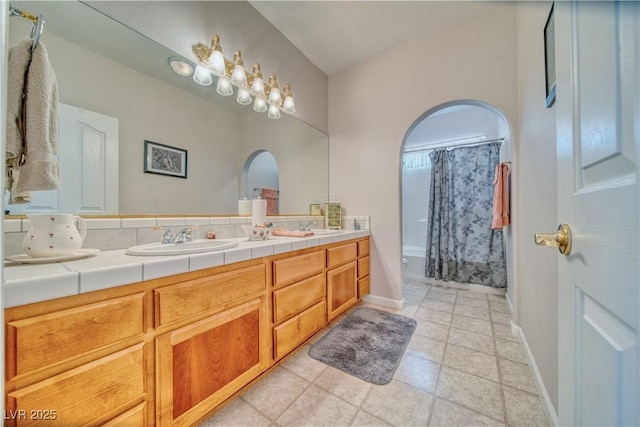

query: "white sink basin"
left=126, top=239, right=238, bottom=256
left=311, top=229, right=343, bottom=235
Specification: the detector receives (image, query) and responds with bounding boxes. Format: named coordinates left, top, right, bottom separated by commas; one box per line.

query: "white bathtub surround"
left=402, top=244, right=426, bottom=279
left=3, top=215, right=371, bottom=257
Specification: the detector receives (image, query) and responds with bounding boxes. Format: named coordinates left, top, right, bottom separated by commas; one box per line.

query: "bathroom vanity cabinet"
left=272, top=250, right=326, bottom=360
left=357, top=239, right=371, bottom=298
left=4, top=236, right=369, bottom=426
left=326, top=242, right=358, bottom=321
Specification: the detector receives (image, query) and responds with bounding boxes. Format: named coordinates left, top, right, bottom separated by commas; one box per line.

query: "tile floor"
left=200, top=279, right=549, bottom=426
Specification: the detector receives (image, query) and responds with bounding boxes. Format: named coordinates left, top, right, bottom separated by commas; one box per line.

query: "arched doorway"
left=400, top=100, right=513, bottom=294
left=242, top=150, right=280, bottom=214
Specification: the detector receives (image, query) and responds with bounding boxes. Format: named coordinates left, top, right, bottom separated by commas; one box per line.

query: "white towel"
left=6, top=39, right=60, bottom=204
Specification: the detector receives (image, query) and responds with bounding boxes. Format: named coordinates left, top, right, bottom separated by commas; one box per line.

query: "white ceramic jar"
left=22, top=214, right=87, bottom=257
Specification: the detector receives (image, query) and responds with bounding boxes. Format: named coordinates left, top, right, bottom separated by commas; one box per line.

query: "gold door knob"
left=534, top=224, right=572, bottom=255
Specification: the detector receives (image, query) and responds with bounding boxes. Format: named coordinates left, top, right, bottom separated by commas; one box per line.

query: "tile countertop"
left=3, top=230, right=370, bottom=308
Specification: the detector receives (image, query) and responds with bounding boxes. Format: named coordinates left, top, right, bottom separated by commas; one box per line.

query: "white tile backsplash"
left=209, top=218, right=232, bottom=225
left=3, top=215, right=371, bottom=255
left=122, top=218, right=157, bottom=228
left=85, top=218, right=122, bottom=229
left=185, top=217, right=211, bottom=226
left=3, top=219, right=21, bottom=233
left=157, top=217, right=187, bottom=227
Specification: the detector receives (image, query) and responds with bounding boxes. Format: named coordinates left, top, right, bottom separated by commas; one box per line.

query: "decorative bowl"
left=242, top=225, right=272, bottom=241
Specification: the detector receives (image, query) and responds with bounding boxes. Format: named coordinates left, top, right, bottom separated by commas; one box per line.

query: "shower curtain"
left=425, top=142, right=507, bottom=288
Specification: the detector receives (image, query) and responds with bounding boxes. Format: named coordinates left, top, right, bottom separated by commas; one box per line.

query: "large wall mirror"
left=6, top=1, right=328, bottom=216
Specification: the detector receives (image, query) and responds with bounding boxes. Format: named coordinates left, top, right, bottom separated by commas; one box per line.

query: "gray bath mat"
left=308, top=307, right=417, bottom=385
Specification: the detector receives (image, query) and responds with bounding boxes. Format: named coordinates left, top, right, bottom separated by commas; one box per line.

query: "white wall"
left=10, top=24, right=243, bottom=215
left=246, top=151, right=279, bottom=198
left=329, top=4, right=519, bottom=303
left=516, top=1, right=559, bottom=412
left=239, top=113, right=328, bottom=214
left=88, top=1, right=329, bottom=133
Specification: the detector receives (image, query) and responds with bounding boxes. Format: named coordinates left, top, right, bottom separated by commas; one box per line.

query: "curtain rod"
left=404, top=137, right=505, bottom=153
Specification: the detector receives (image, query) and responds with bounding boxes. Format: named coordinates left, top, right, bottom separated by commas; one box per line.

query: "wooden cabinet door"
left=6, top=344, right=145, bottom=427
left=327, top=261, right=358, bottom=321
left=155, top=298, right=268, bottom=427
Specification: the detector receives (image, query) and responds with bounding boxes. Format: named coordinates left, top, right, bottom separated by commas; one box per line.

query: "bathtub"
left=402, top=245, right=426, bottom=279
left=402, top=245, right=505, bottom=295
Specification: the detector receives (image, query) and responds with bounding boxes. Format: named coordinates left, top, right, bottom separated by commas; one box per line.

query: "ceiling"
left=249, top=1, right=498, bottom=76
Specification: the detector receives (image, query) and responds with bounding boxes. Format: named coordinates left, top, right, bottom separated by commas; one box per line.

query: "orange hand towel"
left=492, top=163, right=510, bottom=229
left=271, top=228, right=314, bottom=237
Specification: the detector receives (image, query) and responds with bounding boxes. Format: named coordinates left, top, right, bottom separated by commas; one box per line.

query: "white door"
left=58, top=104, right=119, bottom=214
left=554, top=2, right=639, bottom=425
left=5, top=104, right=119, bottom=214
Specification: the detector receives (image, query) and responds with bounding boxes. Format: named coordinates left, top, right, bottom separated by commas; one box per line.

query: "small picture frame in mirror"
left=544, top=2, right=556, bottom=108
left=310, top=203, right=322, bottom=216
left=144, top=140, right=188, bottom=178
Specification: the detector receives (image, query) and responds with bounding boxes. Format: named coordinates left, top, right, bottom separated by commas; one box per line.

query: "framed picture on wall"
left=544, top=2, right=556, bottom=108
left=144, top=140, right=188, bottom=178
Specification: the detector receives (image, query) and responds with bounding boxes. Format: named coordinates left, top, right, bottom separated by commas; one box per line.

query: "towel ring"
left=30, top=15, right=45, bottom=50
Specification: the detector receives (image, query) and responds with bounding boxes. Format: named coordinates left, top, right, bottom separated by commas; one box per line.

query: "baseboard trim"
left=362, top=294, right=404, bottom=310
left=511, top=322, right=559, bottom=427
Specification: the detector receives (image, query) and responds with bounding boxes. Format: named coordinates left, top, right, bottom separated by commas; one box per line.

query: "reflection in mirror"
left=244, top=150, right=279, bottom=214
left=6, top=1, right=329, bottom=216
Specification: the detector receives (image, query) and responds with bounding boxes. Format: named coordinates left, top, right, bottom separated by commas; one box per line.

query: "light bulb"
left=208, top=51, right=225, bottom=76
left=282, top=96, right=296, bottom=114
left=237, top=87, right=252, bottom=105
left=232, top=64, right=247, bottom=85
left=253, top=97, right=268, bottom=113
left=216, top=76, right=233, bottom=96
left=268, top=87, right=281, bottom=105
left=267, top=75, right=281, bottom=105
left=250, top=64, right=265, bottom=96
left=231, top=50, right=247, bottom=85
left=193, top=64, right=212, bottom=86
left=267, top=104, right=281, bottom=119
left=281, top=84, right=295, bottom=114
left=208, top=35, right=226, bottom=76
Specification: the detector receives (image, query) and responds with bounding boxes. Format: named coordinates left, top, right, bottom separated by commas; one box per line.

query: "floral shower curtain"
left=425, top=142, right=507, bottom=288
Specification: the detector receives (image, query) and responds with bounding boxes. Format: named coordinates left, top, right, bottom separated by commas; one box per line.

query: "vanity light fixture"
left=191, top=34, right=296, bottom=119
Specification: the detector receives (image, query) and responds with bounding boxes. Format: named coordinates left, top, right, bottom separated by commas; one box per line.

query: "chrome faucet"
left=298, top=221, right=316, bottom=231
left=173, top=227, right=196, bottom=243
left=155, top=226, right=197, bottom=244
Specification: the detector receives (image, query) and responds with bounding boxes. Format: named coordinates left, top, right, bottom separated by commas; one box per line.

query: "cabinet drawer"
left=358, top=256, right=370, bottom=279
left=6, top=293, right=145, bottom=379
left=103, top=402, right=147, bottom=426
left=358, top=276, right=371, bottom=299
left=273, top=274, right=325, bottom=324
left=273, top=301, right=326, bottom=360
left=326, top=243, right=357, bottom=269
left=154, top=264, right=266, bottom=326
left=7, top=344, right=145, bottom=427
left=358, top=239, right=370, bottom=257
left=273, top=250, right=324, bottom=289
